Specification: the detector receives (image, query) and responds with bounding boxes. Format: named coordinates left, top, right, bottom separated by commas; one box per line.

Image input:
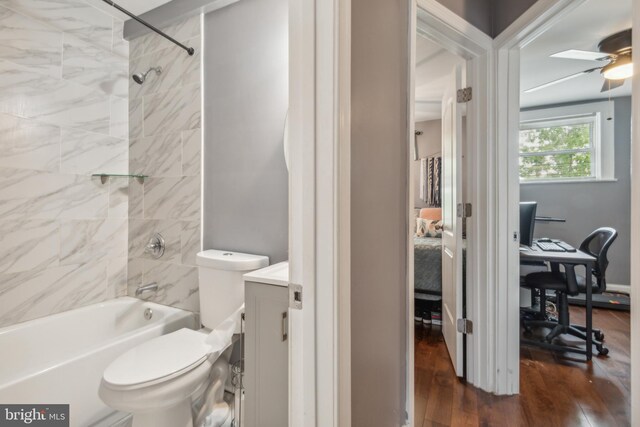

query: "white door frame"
left=288, top=0, right=351, bottom=425
left=631, top=3, right=640, bottom=424
left=493, top=0, right=593, bottom=395
left=409, top=0, right=493, bottom=414
left=496, top=0, right=639, bottom=414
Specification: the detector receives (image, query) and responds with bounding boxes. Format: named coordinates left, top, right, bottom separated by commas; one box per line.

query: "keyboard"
left=536, top=241, right=564, bottom=252
left=535, top=241, right=576, bottom=252
left=556, top=241, right=576, bottom=252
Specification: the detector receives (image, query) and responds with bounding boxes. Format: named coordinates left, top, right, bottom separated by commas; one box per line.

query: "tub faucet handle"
left=144, top=233, right=165, bottom=259
left=135, top=282, right=159, bottom=297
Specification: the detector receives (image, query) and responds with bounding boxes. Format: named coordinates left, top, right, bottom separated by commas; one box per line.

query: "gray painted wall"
left=436, top=0, right=492, bottom=35
left=202, top=0, right=289, bottom=263
left=414, top=120, right=442, bottom=209
left=351, top=0, right=408, bottom=424
left=493, top=0, right=538, bottom=36
left=521, top=97, right=631, bottom=286
left=436, top=0, right=538, bottom=36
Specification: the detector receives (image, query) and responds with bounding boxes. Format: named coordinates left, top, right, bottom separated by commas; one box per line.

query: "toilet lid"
left=103, top=329, right=213, bottom=387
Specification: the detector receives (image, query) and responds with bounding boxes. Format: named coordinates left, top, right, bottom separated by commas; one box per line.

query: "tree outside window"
left=519, top=115, right=596, bottom=181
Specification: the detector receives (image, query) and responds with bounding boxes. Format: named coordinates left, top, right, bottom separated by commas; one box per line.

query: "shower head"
left=132, top=66, right=162, bottom=85
left=132, top=73, right=145, bottom=85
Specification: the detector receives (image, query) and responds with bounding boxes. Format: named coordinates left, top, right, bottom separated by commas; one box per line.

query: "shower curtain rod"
left=101, top=0, right=195, bottom=56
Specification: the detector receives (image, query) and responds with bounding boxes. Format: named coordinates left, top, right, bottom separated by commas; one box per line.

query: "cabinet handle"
left=282, top=311, right=288, bottom=341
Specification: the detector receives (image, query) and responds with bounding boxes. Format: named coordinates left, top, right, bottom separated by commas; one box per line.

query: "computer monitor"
left=519, top=201, right=537, bottom=247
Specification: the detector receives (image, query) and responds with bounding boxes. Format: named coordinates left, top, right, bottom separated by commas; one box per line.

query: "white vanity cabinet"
left=243, top=262, right=289, bottom=427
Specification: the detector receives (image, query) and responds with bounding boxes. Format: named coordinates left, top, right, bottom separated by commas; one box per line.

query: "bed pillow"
left=416, top=218, right=428, bottom=237
left=425, top=219, right=443, bottom=238
left=416, top=218, right=443, bottom=238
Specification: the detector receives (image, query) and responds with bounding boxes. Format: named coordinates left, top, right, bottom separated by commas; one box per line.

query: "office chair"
left=571, top=227, right=618, bottom=340
left=521, top=227, right=617, bottom=356
left=575, top=227, right=618, bottom=294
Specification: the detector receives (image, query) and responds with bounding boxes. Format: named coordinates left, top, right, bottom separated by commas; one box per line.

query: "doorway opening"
left=411, top=18, right=470, bottom=426
left=514, top=0, right=632, bottom=423
left=408, top=2, right=494, bottom=424
left=409, top=0, right=633, bottom=425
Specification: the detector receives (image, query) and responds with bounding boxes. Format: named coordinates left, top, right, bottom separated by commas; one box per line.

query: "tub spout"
left=135, top=282, right=158, bottom=297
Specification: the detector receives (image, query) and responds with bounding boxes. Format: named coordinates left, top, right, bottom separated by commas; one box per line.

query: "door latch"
left=289, top=283, right=302, bottom=309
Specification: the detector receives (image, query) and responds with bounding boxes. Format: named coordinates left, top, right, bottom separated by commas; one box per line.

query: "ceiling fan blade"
left=524, top=68, right=601, bottom=93
left=601, top=79, right=625, bottom=92
left=551, top=49, right=610, bottom=61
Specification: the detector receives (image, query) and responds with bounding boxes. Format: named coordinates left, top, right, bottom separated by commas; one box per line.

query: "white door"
left=441, top=65, right=464, bottom=376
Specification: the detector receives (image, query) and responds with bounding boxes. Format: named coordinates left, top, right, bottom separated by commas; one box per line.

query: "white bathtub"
left=0, top=297, right=198, bottom=427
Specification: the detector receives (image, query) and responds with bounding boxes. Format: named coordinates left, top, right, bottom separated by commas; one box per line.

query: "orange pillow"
left=419, top=208, right=442, bottom=221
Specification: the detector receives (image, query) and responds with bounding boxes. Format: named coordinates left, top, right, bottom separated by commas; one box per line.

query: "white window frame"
left=519, top=114, right=598, bottom=181
left=520, top=100, right=615, bottom=184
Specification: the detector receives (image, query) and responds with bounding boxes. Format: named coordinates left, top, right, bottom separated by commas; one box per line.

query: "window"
left=519, top=101, right=614, bottom=183
left=519, top=115, right=596, bottom=181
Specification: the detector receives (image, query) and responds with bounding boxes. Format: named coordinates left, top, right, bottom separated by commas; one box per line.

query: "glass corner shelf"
left=92, top=173, right=148, bottom=184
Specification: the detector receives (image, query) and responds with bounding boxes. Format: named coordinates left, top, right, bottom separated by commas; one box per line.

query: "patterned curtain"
left=420, top=156, right=441, bottom=207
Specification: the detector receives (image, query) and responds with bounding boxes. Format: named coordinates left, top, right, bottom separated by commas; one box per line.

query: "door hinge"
left=457, top=87, right=472, bottom=103
left=289, top=283, right=303, bottom=309
left=457, top=318, right=473, bottom=334
left=457, top=203, right=472, bottom=218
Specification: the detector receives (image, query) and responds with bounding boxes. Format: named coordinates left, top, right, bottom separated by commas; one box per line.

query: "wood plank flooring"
left=414, top=306, right=630, bottom=427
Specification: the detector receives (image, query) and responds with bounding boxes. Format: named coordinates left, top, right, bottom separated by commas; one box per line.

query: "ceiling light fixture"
left=601, top=53, right=633, bottom=80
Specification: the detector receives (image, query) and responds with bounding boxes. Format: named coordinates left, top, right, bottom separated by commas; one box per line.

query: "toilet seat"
left=103, top=328, right=214, bottom=389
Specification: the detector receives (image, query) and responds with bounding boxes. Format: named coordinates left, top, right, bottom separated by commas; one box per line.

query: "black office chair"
left=576, top=227, right=618, bottom=294
left=521, top=227, right=617, bottom=356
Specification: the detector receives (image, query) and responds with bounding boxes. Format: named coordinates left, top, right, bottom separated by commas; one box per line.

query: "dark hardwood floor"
left=414, top=306, right=631, bottom=427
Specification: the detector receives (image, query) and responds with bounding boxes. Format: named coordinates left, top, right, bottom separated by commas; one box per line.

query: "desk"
left=520, top=245, right=597, bottom=360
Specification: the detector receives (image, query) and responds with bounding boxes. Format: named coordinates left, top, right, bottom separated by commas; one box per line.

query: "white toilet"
left=99, top=250, right=269, bottom=427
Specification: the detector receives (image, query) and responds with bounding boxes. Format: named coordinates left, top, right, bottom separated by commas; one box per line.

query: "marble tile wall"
left=127, top=15, right=202, bottom=313
left=0, top=0, right=129, bottom=328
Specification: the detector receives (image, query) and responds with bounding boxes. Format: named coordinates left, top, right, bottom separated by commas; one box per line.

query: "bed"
left=414, top=208, right=442, bottom=299
left=414, top=235, right=442, bottom=298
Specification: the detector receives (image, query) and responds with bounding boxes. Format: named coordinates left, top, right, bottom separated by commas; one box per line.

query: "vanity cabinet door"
left=244, top=281, right=289, bottom=427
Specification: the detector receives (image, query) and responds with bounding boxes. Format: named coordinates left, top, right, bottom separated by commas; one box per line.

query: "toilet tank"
left=196, top=250, right=269, bottom=330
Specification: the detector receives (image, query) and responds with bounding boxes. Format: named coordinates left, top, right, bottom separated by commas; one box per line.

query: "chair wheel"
left=595, top=332, right=604, bottom=341
left=597, top=346, right=609, bottom=356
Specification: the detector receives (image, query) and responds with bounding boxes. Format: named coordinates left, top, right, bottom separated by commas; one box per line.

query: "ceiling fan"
left=525, top=29, right=633, bottom=93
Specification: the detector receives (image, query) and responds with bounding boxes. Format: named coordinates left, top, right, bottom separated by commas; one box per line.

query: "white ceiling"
left=91, top=0, right=172, bottom=20
left=414, top=35, right=464, bottom=122
left=520, top=0, right=632, bottom=108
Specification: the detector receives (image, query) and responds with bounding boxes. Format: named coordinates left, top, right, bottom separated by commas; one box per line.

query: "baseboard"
left=607, top=283, right=630, bottom=295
